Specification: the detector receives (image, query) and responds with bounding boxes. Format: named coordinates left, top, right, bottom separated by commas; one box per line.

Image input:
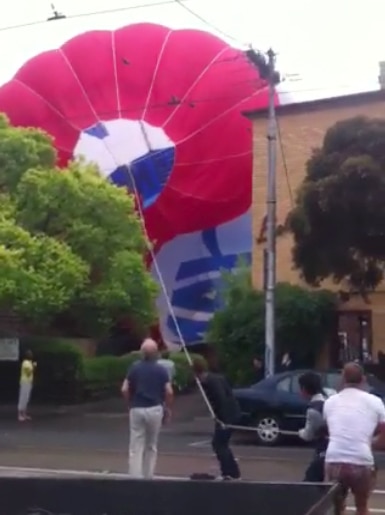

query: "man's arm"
left=298, top=408, right=322, bottom=441
left=163, top=381, right=174, bottom=423
left=121, top=378, right=129, bottom=400
left=372, top=398, right=385, bottom=449
left=121, top=365, right=134, bottom=401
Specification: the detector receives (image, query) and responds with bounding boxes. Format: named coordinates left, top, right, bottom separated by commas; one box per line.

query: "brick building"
left=244, top=86, right=385, bottom=366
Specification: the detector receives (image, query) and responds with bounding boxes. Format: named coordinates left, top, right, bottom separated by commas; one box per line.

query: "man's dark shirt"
left=202, top=372, right=241, bottom=425
left=127, top=359, right=169, bottom=408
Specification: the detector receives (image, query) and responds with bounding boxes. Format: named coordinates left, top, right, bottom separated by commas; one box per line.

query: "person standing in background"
left=18, top=350, right=36, bottom=422
left=158, top=350, right=176, bottom=383
left=253, top=355, right=264, bottom=382
left=121, top=338, right=173, bottom=479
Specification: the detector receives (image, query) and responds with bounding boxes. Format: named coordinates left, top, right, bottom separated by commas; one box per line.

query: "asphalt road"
left=0, top=402, right=384, bottom=512
left=3, top=411, right=385, bottom=465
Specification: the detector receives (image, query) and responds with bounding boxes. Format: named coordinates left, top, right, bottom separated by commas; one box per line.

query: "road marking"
left=373, top=490, right=385, bottom=495
left=188, top=440, right=210, bottom=448
left=347, top=509, right=385, bottom=513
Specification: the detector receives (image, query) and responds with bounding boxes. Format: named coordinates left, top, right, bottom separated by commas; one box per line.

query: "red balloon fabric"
left=0, top=23, right=270, bottom=247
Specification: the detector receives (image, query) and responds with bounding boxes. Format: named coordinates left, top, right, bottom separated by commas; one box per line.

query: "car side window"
left=290, top=374, right=302, bottom=394
left=325, top=373, right=342, bottom=391
left=276, top=377, right=291, bottom=392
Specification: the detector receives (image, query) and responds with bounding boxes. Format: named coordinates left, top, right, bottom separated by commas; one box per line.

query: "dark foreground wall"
left=0, top=475, right=338, bottom=515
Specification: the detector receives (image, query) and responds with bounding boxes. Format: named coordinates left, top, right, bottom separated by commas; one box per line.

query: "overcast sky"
left=0, top=0, right=383, bottom=94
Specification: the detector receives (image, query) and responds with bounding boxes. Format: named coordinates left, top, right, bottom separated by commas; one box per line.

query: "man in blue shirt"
left=121, top=339, right=173, bottom=478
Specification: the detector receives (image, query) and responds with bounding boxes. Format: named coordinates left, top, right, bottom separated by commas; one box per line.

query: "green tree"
left=207, top=267, right=336, bottom=385
left=288, top=116, right=385, bottom=293
left=0, top=220, right=88, bottom=320
left=0, top=114, right=158, bottom=334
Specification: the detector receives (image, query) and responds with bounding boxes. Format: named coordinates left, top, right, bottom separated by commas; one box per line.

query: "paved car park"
left=0, top=390, right=384, bottom=513
left=0, top=407, right=384, bottom=513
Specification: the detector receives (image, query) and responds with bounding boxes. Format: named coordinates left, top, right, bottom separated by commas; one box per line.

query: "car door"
left=275, top=373, right=308, bottom=432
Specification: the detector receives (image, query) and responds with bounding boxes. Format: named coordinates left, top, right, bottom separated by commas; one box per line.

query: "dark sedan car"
left=233, top=369, right=385, bottom=446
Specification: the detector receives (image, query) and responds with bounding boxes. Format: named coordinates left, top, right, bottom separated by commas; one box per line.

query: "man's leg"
left=212, top=425, right=240, bottom=479
left=350, top=465, right=376, bottom=515
left=17, top=382, right=31, bottom=422
left=24, top=383, right=32, bottom=420
left=143, top=405, right=163, bottom=479
left=325, top=463, right=348, bottom=515
left=304, top=455, right=324, bottom=482
left=128, top=408, right=146, bottom=478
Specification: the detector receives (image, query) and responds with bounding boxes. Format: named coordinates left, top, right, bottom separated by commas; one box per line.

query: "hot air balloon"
left=0, top=22, right=272, bottom=346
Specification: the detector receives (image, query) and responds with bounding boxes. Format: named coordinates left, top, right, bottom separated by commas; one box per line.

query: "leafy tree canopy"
left=0, top=114, right=158, bottom=335
left=206, top=265, right=336, bottom=385
left=288, top=116, right=385, bottom=293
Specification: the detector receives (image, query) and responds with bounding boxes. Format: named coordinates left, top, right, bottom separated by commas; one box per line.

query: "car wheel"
left=254, top=414, right=281, bottom=446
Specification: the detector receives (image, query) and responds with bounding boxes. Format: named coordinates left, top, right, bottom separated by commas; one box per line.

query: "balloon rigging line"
left=103, top=85, right=259, bottom=166
left=111, top=32, right=122, bottom=119
left=0, top=0, right=189, bottom=33
left=9, top=77, right=359, bottom=142
left=53, top=31, right=263, bottom=174
left=13, top=69, right=358, bottom=192
left=14, top=78, right=83, bottom=135
left=141, top=30, right=173, bottom=120
left=79, top=94, right=216, bottom=421
left=98, top=151, right=252, bottom=186
left=12, top=46, right=292, bottom=431
left=176, top=88, right=267, bottom=145
left=13, top=77, right=257, bottom=171
left=87, top=84, right=270, bottom=425
left=58, top=51, right=271, bottom=422
left=14, top=67, right=261, bottom=167
left=161, top=46, right=229, bottom=129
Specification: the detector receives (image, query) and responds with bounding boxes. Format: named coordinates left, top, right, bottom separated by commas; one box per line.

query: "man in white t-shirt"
left=323, top=362, right=385, bottom=515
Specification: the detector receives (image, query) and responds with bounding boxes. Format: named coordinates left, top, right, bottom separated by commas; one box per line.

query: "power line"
left=0, top=0, right=182, bottom=33
left=174, top=0, right=251, bottom=48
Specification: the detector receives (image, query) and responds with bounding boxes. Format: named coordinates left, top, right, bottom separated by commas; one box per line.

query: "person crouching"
left=298, top=372, right=328, bottom=482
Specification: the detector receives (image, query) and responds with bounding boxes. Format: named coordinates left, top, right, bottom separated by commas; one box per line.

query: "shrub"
left=169, top=351, right=205, bottom=392
left=22, top=337, right=84, bottom=403
left=206, top=267, right=337, bottom=386
left=82, top=352, right=140, bottom=397
left=83, top=350, right=206, bottom=397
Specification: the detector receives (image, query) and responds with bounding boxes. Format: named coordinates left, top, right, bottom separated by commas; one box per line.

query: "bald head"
left=343, top=362, right=364, bottom=386
left=141, top=338, right=159, bottom=360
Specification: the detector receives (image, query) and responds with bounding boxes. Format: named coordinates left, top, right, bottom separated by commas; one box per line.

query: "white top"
left=324, top=387, right=385, bottom=465
left=157, top=358, right=175, bottom=382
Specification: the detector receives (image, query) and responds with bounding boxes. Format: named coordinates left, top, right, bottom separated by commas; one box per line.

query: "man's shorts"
left=325, top=462, right=376, bottom=499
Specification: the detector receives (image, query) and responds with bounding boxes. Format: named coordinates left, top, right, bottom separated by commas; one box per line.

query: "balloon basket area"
left=0, top=469, right=339, bottom=515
